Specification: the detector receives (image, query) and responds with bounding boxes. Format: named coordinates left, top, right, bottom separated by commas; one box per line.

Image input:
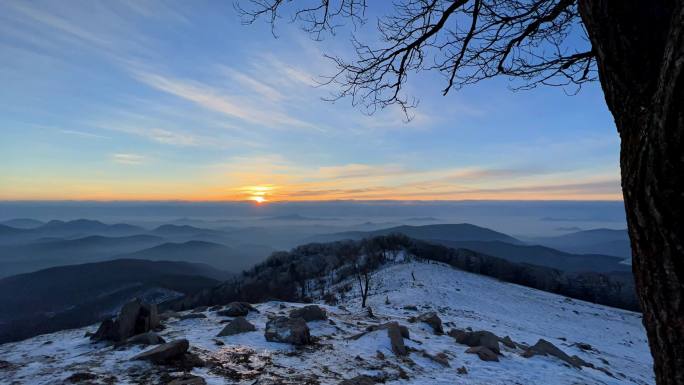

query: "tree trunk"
left=579, top=1, right=684, bottom=384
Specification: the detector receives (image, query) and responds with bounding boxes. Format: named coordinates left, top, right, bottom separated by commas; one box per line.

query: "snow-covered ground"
left=0, top=261, right=653, bottom=384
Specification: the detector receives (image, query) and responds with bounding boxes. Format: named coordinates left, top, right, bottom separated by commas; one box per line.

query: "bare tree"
left=237, top=1, right=684, bottom=383
left=354, top=260, right=372, bottom=308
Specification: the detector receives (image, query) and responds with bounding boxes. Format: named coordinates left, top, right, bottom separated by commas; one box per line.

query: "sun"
left=251, top=196, right=266, bottom=204
left=244, top=185, right=273, bottom=204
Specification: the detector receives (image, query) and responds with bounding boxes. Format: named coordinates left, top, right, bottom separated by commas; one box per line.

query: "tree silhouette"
left=238, top=1, right=684, bottom=384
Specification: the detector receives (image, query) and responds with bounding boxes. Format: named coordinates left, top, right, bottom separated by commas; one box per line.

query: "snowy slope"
left=0, top=261, right=653, bottom=385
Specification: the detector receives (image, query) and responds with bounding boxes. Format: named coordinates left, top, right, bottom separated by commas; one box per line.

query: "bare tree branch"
left=237, top=0, right=596, bottom=114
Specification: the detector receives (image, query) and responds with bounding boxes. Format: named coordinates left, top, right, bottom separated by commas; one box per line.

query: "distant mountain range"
left=0, top=258, right=227, bottom=343
left=0, top=234, right=166, bottom=278
left=309, top=224, right=629, bottom=273
left=118, top=240, right=253, bottom=273
left=527, top=228, right=631, bottom=259
left=309, top=223, right=522, bottom=244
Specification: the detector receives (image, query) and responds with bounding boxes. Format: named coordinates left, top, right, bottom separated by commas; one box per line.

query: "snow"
left=0, top=261, right=654, bottom=385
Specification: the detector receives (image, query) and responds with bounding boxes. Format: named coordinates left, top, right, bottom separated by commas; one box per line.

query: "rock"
left=180, top=313, right=207, bottom=320
left=192, top=306, right=208, bottom=313
left=465, top=346, right=499, bottom=362
left=209, top=305, right=223, bottom=311
left=386, top=322, right=408, bottom=356
left=423, top=351, right=450, bottom=367
left=214, top=339, right=225, bottom=346
left=91, top=299, right=159, bottom=342
left=125, top=331, right=165, bottom=345
left=500, top=336, right=516, bottom=349
left=456, top=366, right=468, bottom=374
left=217, top=302, right=256, bottom=317
left=289, top=305, right=327, bottom=321
left=366, top=322, right=410, bottom=339
left=376, top=350, right=385, bottom=360
left=217, top=317, right=256, bottom=336
left=0, top=360, right=18, bottom=371
left=65, top=372, right=97, bottom=383
left=449, top=329, right=500, bottom=354
left=574, top=342, right=593, bottom=351
left=168, top=374, right=207, bottom=385
left=522, top=339, right=588, bottom=368
left=131, top=339, right=189, bottom=363
left=409, top=312, right=444, bottom=334
left=339, top=375, right=376, bottom=385
left=265, top=316, right=311, bottom=345
left=403, top=305, right=418, bottom=311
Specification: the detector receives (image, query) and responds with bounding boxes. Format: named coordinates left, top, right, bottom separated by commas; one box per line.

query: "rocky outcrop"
left=522, top=339, right=588, bottom=368
left=466, top=346, right=499, bottom=362
left=386, top=322, right=408, bottom=356
left=449, top=329, right=500, bottom=354
left=217, top=317, right=256, bottom=336
left=265, top=317, right=311, bottom=345
left=131, top=339, right=189, bottom=363
left=409, top=312, right=443, bottom=334
left=289, top=305, right=327, bottom=322
left=91, top=299, right=159, bottom=343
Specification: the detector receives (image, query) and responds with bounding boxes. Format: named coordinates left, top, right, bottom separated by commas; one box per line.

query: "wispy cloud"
left=131, top=69, right=319, bottom=130
left=112, top=153, right=145, bottom=165
left=59, top=129, right=109, bottom=139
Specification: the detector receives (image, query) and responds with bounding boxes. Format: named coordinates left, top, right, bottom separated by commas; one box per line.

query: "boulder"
left=386, top=322, right=408, bottom=356
left=289, top=305, right=327, bottom=322
left=131, top=339, right=189, bottom=363
left=91, top=299, right=159, bottom=342
left=125, top=332, right=165, bottom=346
left=465, top=346, right=499, bottom=362
left=217, top=317, right=256, bottom=336
left=217, top=302, right=256, bottom=317
left=449, top=329, right=500, bottom=354
left=265, top=316, right=311, bottom=345
left=339, top=375, right=376, bottom=385
left=366, top=322, right=410, bottom=339
left=409, top=312, right=443, bottom=334
left=522, top=339, right=587, bottom=368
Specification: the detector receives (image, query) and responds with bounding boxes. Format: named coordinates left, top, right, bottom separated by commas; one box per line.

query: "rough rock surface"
left=386, top=322, right=408, bottom=356
left=217, top=317, right=257, bottom=336
left=449, top=329, right=501, bottom=354
left=91, top=299, right=159, bottom=342
left=289, top=305, right=327, bottom=322
left=522, top=339, right=588, bottom=368
left=264, top=316, right=311, bottom=345
left=466, top=346, right=499, bottom=362
left=131, top=339, right=189, bottom=363
left=409, top=312, right=444, bottom=334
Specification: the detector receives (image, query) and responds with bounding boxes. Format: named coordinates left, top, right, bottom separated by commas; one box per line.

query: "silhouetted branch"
left=237, top=0, right=596, bottom=114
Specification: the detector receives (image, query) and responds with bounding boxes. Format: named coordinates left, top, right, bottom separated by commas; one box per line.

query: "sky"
left=0, top=0, right=622, bottom=202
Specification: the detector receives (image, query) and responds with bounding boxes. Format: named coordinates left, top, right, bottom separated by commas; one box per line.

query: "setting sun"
left=244, top=185, right=273, bottom=203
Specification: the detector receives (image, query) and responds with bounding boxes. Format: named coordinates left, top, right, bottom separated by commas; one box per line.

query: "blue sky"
left=0, top=0, right=621, bottom=201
